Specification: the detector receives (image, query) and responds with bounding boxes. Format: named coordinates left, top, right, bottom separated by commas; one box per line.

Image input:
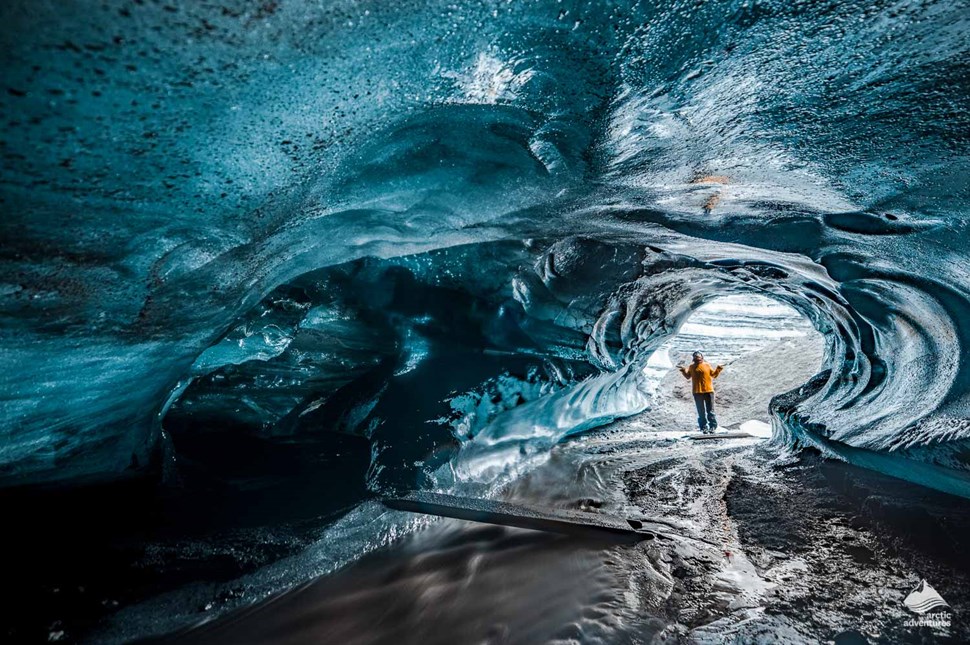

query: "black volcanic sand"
left=620, top=439, right=970, bottom=643
left=724, top=453, right=970, bottom=643
left=156, top=429, right=970, bottom=645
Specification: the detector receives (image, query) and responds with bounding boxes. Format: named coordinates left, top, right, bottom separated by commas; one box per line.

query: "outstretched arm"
left=712, top=365, right=724, bottom=378
left=677, top=365, right=692, bottom=379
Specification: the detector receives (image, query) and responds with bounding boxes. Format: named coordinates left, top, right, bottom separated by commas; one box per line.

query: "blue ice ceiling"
left=1, top=0, right=969, bottom=495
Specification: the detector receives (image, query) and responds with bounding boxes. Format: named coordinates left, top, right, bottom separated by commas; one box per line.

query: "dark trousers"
left=693, top=392, right=717, bottom=431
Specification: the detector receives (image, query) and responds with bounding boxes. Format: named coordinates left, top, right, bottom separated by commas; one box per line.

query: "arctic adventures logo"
left=903, top=579, right=951, bottom=628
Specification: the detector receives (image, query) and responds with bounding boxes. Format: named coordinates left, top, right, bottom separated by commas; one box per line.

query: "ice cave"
left=2, top=0, right=969, bottom=642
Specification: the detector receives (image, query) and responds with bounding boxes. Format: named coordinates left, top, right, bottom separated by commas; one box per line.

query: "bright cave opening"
left=639, top=294, right=826, bottom=436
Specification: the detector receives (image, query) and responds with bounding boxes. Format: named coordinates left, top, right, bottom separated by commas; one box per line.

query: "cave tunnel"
left=3, top=0, right=970, bottom=642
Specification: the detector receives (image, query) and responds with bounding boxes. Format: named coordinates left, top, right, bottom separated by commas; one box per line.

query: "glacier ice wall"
left=1, top=0, right=969, bottom=496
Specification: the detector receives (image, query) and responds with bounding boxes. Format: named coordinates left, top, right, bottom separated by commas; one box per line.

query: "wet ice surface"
left=151, top=316, right=964, bottom=644
left=166, top=523, right=626, bottom=645
left=0, top=285, right=953, bottom=645
left=164, top=426, right=970, bottom=645
left=11, top=322, right=966, bottom=644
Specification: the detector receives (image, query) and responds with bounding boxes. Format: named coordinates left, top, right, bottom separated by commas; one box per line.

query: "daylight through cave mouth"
left=637, top=294, right=825, bottom=436
left=146, top=217, right=970, bottom=502
left=158, top=239, right=874, bottom=501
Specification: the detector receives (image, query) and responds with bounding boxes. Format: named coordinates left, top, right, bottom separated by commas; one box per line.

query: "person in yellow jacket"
left=677, top=351, right=724, bottom=433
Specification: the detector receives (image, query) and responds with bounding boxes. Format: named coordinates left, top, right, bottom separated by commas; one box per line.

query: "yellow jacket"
left=679, top=361, right=723, bottom=394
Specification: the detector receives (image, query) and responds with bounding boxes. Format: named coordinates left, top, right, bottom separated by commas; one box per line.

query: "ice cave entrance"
left=640, top=294, right=825, bottom=435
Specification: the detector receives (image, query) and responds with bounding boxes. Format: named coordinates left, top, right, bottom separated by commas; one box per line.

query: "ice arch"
left=147, top=232, right=970, bottom=501
left=1, top=0, right=969, bottom=501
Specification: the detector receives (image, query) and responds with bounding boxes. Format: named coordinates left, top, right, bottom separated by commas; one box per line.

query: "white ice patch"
left=394, top=327, right=431, bottom=376
left=603, top=79, right=862, bottom=216
left=740, top=419, right=773, bottom=438
left=665, top=294, right=817, bottom=366
left=440, top=52, right=534, bottom=104
left=714, top=549, right=775, bottom=611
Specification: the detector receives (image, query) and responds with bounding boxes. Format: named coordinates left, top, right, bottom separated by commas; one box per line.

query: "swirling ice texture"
left=0, top=0, right=969, bottom=496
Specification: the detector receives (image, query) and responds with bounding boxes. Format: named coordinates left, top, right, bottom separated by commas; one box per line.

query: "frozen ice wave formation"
left=1, top=0, right=969, bottom=502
